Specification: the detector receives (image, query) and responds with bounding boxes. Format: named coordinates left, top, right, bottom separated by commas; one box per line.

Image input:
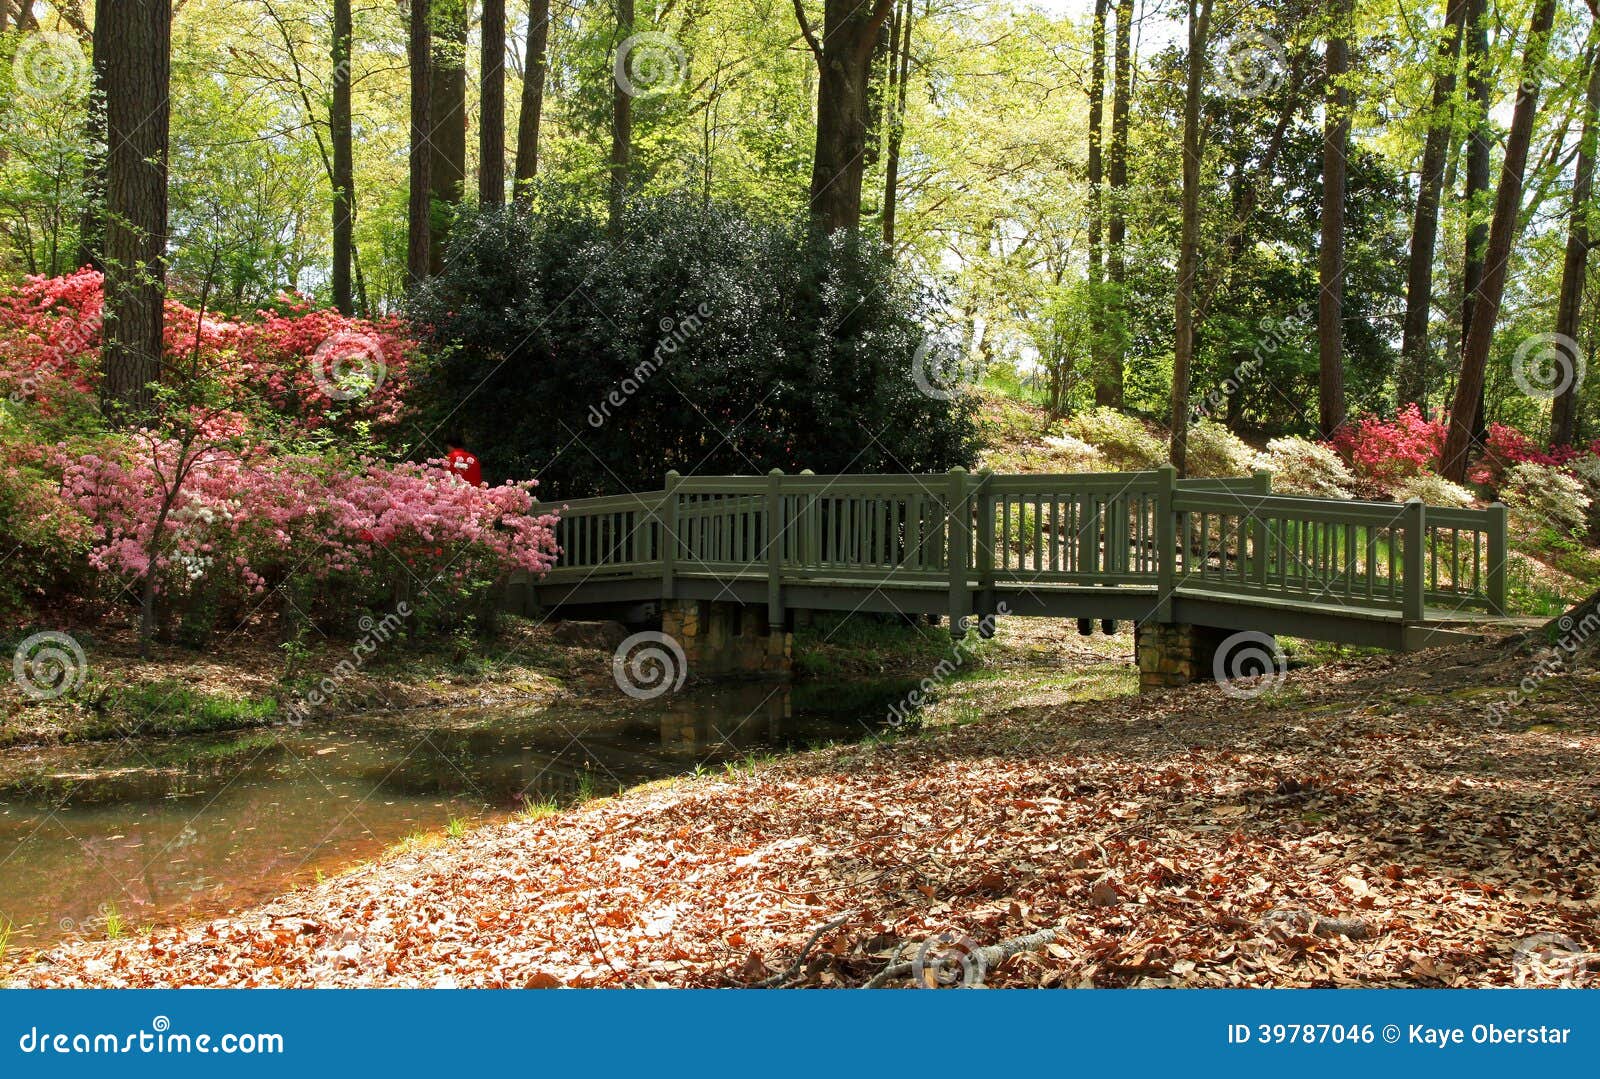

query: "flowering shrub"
left=1184, top=419, right=1254, bottom=479
left=1040, top=433, right=1107, bottom=473
left=0, top=271, right=416, bottom=433
left=0, top=428, right=93, bottom=616
left=1328, top=404, right=1445, bottom=495
left=1062, top=407, right=1165, bottom=470
left=1253, top=437, right=1356, bottom=498
left=1470, top=424, right=1587, bottom=486
left=1391, top=472, right=1475, bottom=509
left=1499, top=462, right=1591, bottom=539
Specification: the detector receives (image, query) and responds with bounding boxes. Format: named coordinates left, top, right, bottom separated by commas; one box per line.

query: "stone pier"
left=660, top=599, right=791, bottom=679
left=1134, top=621, right=1240, bottom=692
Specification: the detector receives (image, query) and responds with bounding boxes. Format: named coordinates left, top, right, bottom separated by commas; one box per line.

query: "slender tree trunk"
left=99, top=0, right=170, bottom=425
left=75, top=0, right=110, bottom=271
left=1088, top=0, right=1109, bottom=405
left=1398, top=0, right=1468, bottom=412
left=480, top=0, right=506, bottom=207
left=1171, top=0, right=1213, bottom=476
left=1441, top=0, right=1559, bottom=481
left=1551, top=38, right=1600, bottom=447
left=609, top=0, right=634, bottom=234
left=512, top=0, right=550, bottom=202
left=1103, top=0, right=1132, bottom=409
left=331, top=0, right=355, bottom=314
left=1318, top=3, right=1351, bottom=438
left=882, top=0, right=912, bottom=248
left=797, top=0, right=897, bottom=235
left=408, top=0, right=433, bottom=287
left=428, top=0, right=467, bottom=273
left=1458, top=0, right=1492, bottom=426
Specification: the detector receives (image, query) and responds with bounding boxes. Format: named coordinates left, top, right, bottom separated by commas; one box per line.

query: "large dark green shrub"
left=407, top=192, right=979, bottom=498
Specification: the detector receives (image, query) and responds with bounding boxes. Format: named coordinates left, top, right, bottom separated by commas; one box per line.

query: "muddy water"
left=0, top=680, right=915, bottom=947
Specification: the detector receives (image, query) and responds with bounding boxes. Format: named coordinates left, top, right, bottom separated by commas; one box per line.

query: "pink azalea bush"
left=1327, top=404, right=1446, bottom=496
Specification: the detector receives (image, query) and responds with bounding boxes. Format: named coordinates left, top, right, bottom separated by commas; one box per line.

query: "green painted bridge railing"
left=536, top=467, right=1508, bottom=638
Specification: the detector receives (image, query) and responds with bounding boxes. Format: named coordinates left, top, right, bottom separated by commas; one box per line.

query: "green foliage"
left=408, top=194, right=980, bottom=497
left=1061, top=407, right=1165, bottom=470
left=1184, top=419, right=1254, bottom=479
left=1501, top=462, right=1592, bottom=540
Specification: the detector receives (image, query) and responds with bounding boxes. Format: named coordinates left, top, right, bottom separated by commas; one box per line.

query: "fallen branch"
left=863, top=927, right=1059, bottom=988
left=753, top=914, right=852, bottom=988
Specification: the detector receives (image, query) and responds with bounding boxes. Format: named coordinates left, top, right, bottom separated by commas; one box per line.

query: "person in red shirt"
left=443, top=430, right=483, bottom=486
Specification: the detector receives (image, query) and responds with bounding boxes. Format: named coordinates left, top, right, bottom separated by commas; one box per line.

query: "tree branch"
left=792, top=0, right=822, bottom=62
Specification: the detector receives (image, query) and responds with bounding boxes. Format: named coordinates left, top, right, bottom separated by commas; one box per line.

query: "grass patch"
left=794, top=612, right=976, bottom=679
left=68, top=679, right=278, bottom=743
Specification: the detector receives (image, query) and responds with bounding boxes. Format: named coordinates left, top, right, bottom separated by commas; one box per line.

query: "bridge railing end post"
left=1155, top=463, right=1177, bottom=621
left=1486, top=501, right=1508, bottom=616
left=1402, top=497, right=1426, bottom=622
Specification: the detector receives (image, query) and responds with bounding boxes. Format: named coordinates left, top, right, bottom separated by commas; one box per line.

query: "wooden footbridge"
left=513, top=467, right=1509, bottom=685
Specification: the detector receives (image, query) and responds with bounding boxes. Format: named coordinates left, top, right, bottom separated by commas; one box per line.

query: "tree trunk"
left=512, top=0, right=550, bottom=203
left=881, top=0, right=912, bottom=248
left=1398, top=0, right=1469, bottom=412
left=428, top=0, right=467, bottom=273
left=1441, top=0, right=1559, bottom=481
left=609, top=0, right=634, bottom=234
left=408, top=0, right=433, bottom=287
left=1170, top=0, right=1213, bottom=476
left=797, top=0, right=897, bottom=235
left=75, top=0, right=111, bottom=272
left=1088, top=0, right=1109, bottom=404
left=1103, top=0, right=1132, bottom=409
left=1550, top=37, right=1600, bottom=447
left=1318, top=3, right=1351, bottom=438
left=99, top=0, right=170, bottom=425
left=1458, top=0, right=1491, bottom=424
left=480, top=0, right=506, bottom=207
left=331, top=0, right=355, bottom=314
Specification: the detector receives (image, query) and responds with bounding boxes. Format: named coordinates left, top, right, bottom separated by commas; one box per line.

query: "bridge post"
left=975, top=470, right=997, bottom=638
left=1155, top=464, right=1177, bottom=622
left=1251, top=470, right=1271, bottom=588
left=766, top=469, right=785, bottom=633
left=947, top=467, right=971, bottom=640
left=1486, top=501, right=1508, bottom=616
left=661, top=470, right=680, bottom=601
left=1402, top=498, right=1425, bottom=622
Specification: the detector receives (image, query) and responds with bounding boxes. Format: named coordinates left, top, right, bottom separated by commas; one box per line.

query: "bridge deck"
left=515, top=467, right=1510, bottom=651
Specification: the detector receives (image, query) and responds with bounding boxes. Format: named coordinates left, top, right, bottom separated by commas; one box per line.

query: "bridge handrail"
left=539, top=467, right=1508, bottom=621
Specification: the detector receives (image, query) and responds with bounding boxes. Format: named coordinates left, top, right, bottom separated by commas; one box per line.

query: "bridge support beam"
left=660, top=599, right=791, bottom=679
left=1134, top=622, right=1239, bottom=692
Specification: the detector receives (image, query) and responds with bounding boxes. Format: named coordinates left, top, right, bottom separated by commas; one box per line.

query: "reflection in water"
left=0, top=680, right=915, bottom=947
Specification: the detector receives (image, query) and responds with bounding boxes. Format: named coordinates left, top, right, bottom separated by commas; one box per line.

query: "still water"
left=0, top=681, right=914, bottom=947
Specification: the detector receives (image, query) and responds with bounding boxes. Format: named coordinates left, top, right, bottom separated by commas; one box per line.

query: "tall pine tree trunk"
left=1318, top=3, right=1351, bottom=438
left=99, top=0, right=169, bottom=425
left=609, top=0, right=634, bottom=233
left=1458, top=0, right=1492, bottom=428
left=881, top=0, right=912, bottom=248
left=1398, top=0, right=1468, bottom=412
left=480, top=0, right=506, bottom=207
left=1550, top=36, right=1600, bottom=447
left=1441, top=0, right=1558, bottom=480
left=1103, top=0, right=1132, bottom=410
left=428, top=0, right=467, bottom=273
left=331, top=0, right=355, bottom=314
left=1087, top=0, right=1109, bottom=405
left=796, top=0, right=897, bottom=235
left=512, top=0, right=550, bottom=203
left=75, top=0, right=110, bottom=272
left=1171, top=0, right=1213, bottom=476
left=408, top=0, right=432, bottom=287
